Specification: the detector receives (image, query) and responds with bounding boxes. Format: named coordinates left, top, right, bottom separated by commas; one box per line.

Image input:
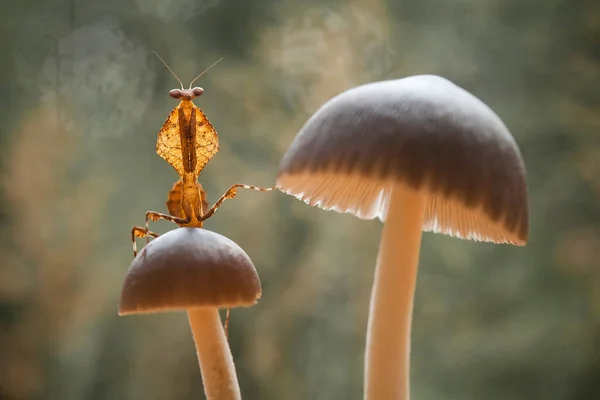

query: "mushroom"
left=119, top=227, right=261, bottom=400
left=276, top=75, right=529, bottom=400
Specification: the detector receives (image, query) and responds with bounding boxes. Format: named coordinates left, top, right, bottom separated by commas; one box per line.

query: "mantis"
left=130, top=56, right=275, bottom=334
left=131, top=55, right=274, bottom=256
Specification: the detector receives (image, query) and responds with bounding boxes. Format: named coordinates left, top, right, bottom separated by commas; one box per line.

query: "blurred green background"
left=1, top=0, right=599, bottom=399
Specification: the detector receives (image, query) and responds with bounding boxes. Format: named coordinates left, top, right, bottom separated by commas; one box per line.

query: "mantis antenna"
left=152, top=52, right=224, bottom=89
left=153, top=51, right=184, bottom=90
left=189, top=58, right=224, bottom=88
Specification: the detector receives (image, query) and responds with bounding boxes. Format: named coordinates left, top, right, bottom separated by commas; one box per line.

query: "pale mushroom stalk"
left=188, top=308, right=241, bottom=400
left=276, top=76, right=529, bottom=400
left=365, top=185, right=426, bottom=400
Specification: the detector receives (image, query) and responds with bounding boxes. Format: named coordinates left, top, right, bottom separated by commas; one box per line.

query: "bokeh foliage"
left=0, top=0, right=598, bottom=399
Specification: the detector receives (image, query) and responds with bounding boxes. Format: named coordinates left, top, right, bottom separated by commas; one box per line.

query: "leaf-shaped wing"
left=156, top=107, right=185, bottom=176
left=192, top=107, right=219, bottom=177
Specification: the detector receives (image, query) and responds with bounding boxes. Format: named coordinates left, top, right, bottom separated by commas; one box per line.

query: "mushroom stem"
left=364, top=185, right=427, bottom=400
left=188, top=308, right=242, bottom=400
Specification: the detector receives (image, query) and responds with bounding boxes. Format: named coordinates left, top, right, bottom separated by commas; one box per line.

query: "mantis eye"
left=169, top=89, right=183, bottom=99
left=192, top=87, right=204, bottom=97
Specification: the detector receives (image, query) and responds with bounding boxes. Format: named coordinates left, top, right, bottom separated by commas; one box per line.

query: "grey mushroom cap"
left=277, top=75, right=529, bottom=245
left=119, top=227, right=262, bottom=315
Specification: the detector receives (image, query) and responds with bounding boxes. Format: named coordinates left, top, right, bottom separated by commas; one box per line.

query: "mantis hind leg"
left=145, top=210, right=188, bottom=230
left=131, top=225, right=160, bottom=257
left=130, top=210, right=189, bottom=254
left=200, top=184, right=276, bottom=221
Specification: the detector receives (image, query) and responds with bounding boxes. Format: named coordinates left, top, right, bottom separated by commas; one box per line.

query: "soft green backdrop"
left=0, top=0, right=598, bottom=399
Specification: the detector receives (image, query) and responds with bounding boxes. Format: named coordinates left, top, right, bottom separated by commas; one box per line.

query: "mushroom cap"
left=119, top=227, right=262, bottom=315
left=277, top=75, right=528, bottom=245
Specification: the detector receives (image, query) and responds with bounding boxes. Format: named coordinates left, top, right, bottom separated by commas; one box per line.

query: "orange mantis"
left=130, top=56, right=275, bottom=334
left=131, top=56, right=274, bottom=255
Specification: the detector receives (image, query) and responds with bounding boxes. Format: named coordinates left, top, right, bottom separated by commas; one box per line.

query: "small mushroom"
left=119, top=227, right=261, bottom=400
left=276, top=75, right=529, bottom=400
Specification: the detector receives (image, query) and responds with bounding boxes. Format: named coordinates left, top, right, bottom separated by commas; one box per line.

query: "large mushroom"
left=119, top=227, right=262, bottom=400
left=276, top=75, right=529, bottom=400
